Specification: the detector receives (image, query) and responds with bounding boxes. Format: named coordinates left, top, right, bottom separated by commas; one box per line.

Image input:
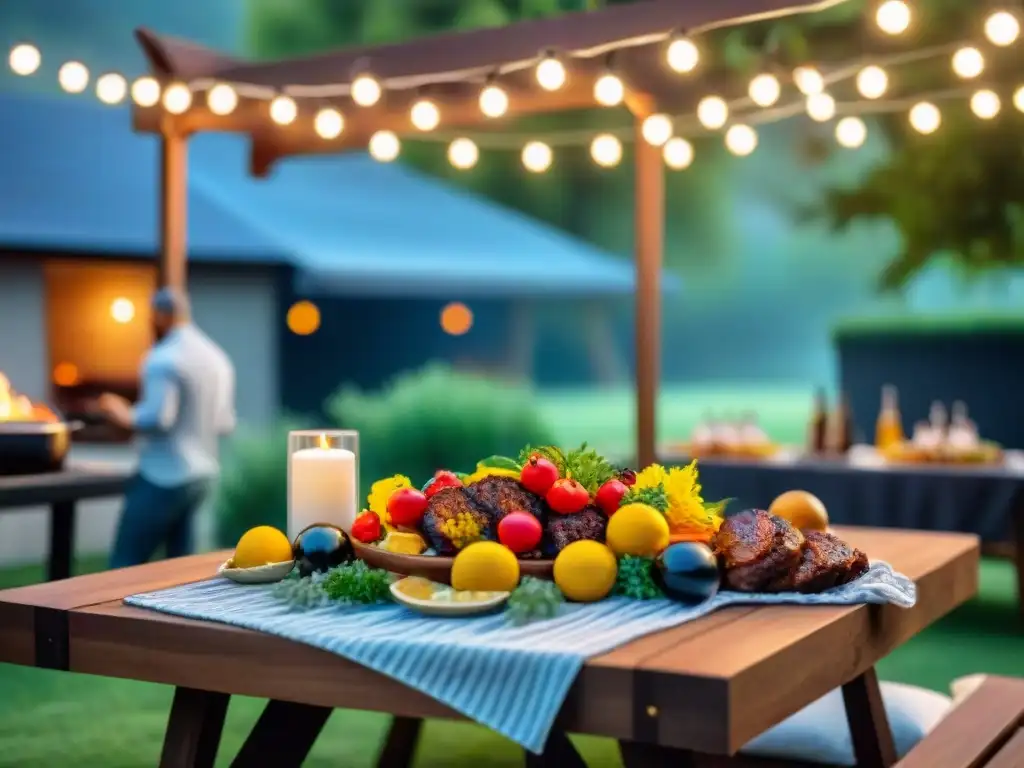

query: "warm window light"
left=662, top=137, right=694, bottom=170
left=287, top=301, right=321, bottom=336
left=696, top=96, right=729, bottom=130
left=162, top=83, right=192, bottom=114
left=951, top=47, right=985, bottom=79
left=1015, top=85, right=1024, bottom=112
left=479, top=84, right=509, bottom=118
left=110, top=298, right=135, bottom=324
left=641, top=113, right=673, bottom=146
left=448, top=137, right=479, bottom=170
left=207, top=83, right=238, bottom=115
left=856, top=66, right=889, bottom=99
left=748, top=73, right=781, bottom=107
left=52, top=362, right=80, bottom=388
left=909, top=101, right=941, bottom=134
left=410, top=99, right=440, bottom=131
left=314, top=108, right=344, bottom=139
left=58, top=61, right=89, bottom=94
left=724, top=124, right=758, bottom=156
left=970, top=89, right=1001, bottom=119
left=368, top=130, right=400, bottom=161
left=521, top=141, right=553, bottom=173
left=666, top=36, right=699, bottom=73
left=9, top=43, right=41, bottom=76
left=269, top=95, right=298, bottom=125
left=131, top=77, right=161, bottom=107
left=590, top=133, right=623, bottom=168
left=594, top=73, right=624, bottom=107
left=793, top=66, right=825, bottom=96
left=985, top=11, right=1021, bottom=47
left=440, top=302, right=473, bottom=336
left=806, top=92, right=836, bottom=122
left=835, top=116, right=867, bottom=148
left=536, top=54, right=566, bottom=91
left=95, top=73, right=127, bottom=105
left=876, top=0, right=911, bottom=35
left=351, top=74, right=382, bottom=106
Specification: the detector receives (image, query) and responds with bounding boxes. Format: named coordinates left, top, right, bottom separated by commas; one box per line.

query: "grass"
left=832, top=311, right=1024, bottom=338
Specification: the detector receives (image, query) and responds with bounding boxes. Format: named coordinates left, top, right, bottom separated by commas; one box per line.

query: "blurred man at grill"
left=97, top=288, right=236, bottom=568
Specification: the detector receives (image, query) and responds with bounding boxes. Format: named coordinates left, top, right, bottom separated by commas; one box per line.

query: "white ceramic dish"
left=218, top=559, right=295, bottom=584
left=389, top=579, right=509, bottom=617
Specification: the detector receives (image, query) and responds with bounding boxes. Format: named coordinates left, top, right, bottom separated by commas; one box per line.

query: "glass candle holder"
left=287, top=429, right=359, bottom=542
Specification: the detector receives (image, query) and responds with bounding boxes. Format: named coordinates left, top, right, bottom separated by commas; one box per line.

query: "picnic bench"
left=0, top=526, right=978, bottom=767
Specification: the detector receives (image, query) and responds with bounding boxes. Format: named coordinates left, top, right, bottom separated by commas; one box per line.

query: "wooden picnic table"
left=0, top=526, right=978, bottom=768
left=0, top=464, right=131, bottom=581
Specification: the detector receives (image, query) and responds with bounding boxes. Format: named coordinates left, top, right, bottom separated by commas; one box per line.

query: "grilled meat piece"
left=545, top=505, right=607, bottom=552
left=466, top=476, right=548, bottom=526
left=421, top=487, right=492, bottom=555
left=784, top=530, right=869, bottom=593
left=712, top=509, right=805, bottom=592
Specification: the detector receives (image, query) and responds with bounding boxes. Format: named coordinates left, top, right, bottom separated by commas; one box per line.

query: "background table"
left=0, top=464, right=131, bottom=581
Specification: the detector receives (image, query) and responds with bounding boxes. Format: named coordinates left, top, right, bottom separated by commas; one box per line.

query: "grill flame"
left=0, top=374, right=57, bottom=422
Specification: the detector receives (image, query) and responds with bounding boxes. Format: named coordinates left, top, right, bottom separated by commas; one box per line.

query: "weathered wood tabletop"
left=0, top=526, right=979, bottom=768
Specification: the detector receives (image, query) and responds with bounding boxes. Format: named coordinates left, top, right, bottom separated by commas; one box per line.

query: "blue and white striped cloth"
left=125, top=562, right=915, bottom=754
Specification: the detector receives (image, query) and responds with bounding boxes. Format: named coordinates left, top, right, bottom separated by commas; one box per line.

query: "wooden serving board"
left=352, top=540, right=555, bottom=585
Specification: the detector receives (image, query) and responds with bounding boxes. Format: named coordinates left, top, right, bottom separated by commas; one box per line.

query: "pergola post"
left=158, top=129, right=189, bottom=291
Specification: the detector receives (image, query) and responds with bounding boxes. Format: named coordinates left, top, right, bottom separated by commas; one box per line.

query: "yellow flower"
left=367, top=474, right=413, bottom=529
left=633, top=463, right=668, bottom=492
left=663, top=461, right=723, bottom=535
left=464, top=466, right=521, bottom=484
left=440, top=511, right=484, bottom=550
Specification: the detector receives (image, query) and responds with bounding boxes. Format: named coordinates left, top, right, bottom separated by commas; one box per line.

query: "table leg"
left=376, top=716, right=423, bottom=768
left=841, top=667, right=897, bottom=768
left=159, top=686, right=230, bottom=768
left=1012, top=497, right=1024, bottom=622
left=525, top=728, right=589, bottom=767
left=47, top=500, right=76, bottom=582
left=229, top=699, right=332, bottom=767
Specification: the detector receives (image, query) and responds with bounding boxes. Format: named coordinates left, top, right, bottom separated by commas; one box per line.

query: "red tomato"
left=497, top=511, right=543, bottom=554
left=595, top=479, right=629, bottom=516
left=545, top=478, right=590, bottom=515
left=424, top=470, right=463, bottom=499
left=519, top=455, right=559, bottom=495
left=387, top=488, right=429, bottom=527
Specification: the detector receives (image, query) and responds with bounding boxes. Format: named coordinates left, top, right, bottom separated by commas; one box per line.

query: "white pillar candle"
left=288, top=443, right=357, bottom=541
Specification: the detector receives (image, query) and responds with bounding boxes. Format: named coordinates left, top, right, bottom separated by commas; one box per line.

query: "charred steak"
left=785, top=530, right=870, bottom=593
left=711, top=509, right=805, bottom=592
left=466, top=476, right=547, bottom=525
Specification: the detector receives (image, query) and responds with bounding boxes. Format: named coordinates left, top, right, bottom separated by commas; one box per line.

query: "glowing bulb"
left=162, top=83, right=192, bottom=115
left=594, top=73, right=624, bottom=106
left=207, top=83, right=238, bottom=115
left=95, top=73, right=127, bottom=105
left=131, top=77, right=160, bottom=107
left=269, top=95, right=297, bottom=125
left=110, top=298, right=135, bottom=324
left=793, top=66, right=825, bottom=96
left=951, top=47, right=985, bottom=79
left=1015, top=85, right=1024, bottom=112
left=448, top=138, right=479, bottom=170
left=970, top=89, right=1001, bottom=119
left=666, top=37, right=699, bottom=73
left=58, top=61, right=89, bottom=94
left=748, top=73, right=781, bottom=107
left=696, top=96, right=729, bottom=130
left=909, top=102, right=941, bottom=134
left=590, top=134, right=622, bottom=168
left=521, top=141, right=553, bottom=173
left=856, top=66, right=889, bottom=99
left=985, top=11, right=1020, bottom=46
left=641, top=113, right=673, bottom=146
left=9, top=44, right=41, bottom=76
left=876, top=0, right=911, bottom=35
left=536, top=55, right=566, bottom=91
left=725, top=124, right=758, bottom=156
left=352, top=74, right=382, bottom=106
left=480, top=84, right=508, bottom=118
left=369, top=130, right=400, bottom=161
left=410, top=99, right=440, bottom=131
left=663, top=137, right=694, bottom=170
left=806, top=93, right=836, bottom=122
left=314, top=108, right=344, bottom=139
left=835, top=116, right=867, bottom=148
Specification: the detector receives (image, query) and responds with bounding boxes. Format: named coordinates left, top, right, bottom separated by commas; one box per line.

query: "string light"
left=95, top=73, right=127, bottom=105
left=748, top=73, right=781, bottom=107
left=641, top=113, right=673, bottom=146
left=806, top=92, right=836, bottom=122
left=8, top=43, right=41, bottom=76
left=666, top=35, right=699, bottom=73
left=835, top=116, right=867, bottom=148
left=725, top=124, right=758, bottom=156
left=793, top=66, right=825, bottom=95
left=162, top=82, right=192, bottom=114
left=984, top=10, right=1021, bottom=46
left=696, top=96, right=729, bottom=129
left=590, top=133, right=623, bottom=167
left=522, top=141, right=553, bottom=173
left=448, top=137, right=479, bottom=169
left=369, top=130, right=400, bottom=161
left=313, top=107, right=344, bottom=139
left=351, top=74, right=382, bottom=106
left=970, top=89, right=1001, bottom=119
left=480, top=84, right=509, bottom=118
left=410, top=99, right=440, bottom=131
left=876, top=0, right=911, bottom=35
left=1015, top=85, right=1024, bottom=112
left=536, top=53, right=567, bottom=91
left=856, top=65, right=889, bottom=99
left=131, top=77, right=160, bottom=107
left=58, top=61, right=89, bottom=94
left=909, top=101, right=941, bottom=134
left=594, top=72, right=625, bottom=107
left=269, top=95, right=298, bottom=125
left=207, top=83, right=238, bottom=115
left=663, top=137, right=694, bottom=169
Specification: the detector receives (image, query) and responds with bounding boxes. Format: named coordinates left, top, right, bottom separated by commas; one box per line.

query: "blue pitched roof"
left=0, top=90, right=676, bottom=297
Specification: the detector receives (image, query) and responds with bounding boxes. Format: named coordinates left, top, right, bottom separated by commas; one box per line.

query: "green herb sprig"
left=623, top=485, right=669, bottom=513
left=516, top=443, right=616, bottom=496
left=321, top=561, right=392, bottom=604
left=506, top=577, right=565, bottom=625
left=614, top=556, right=664, bottom=600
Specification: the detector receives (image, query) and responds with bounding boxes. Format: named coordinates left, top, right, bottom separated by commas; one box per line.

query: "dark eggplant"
left=653, top=542, right=720, bottom=605
left=292, top=524, right=354, bottom=577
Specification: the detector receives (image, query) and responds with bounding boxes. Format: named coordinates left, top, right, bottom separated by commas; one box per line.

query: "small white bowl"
left=389, top=579, right=508, bottom=617
left=218, top=559, right=295, bottom=584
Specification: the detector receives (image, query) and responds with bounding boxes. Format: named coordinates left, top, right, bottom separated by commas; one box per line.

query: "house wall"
left=0, top=258, right=49, bottom=400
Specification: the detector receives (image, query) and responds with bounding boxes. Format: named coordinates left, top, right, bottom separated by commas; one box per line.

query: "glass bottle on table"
left=827, top=391, right=855, bottom=455
left=809, top=388, right=829, bottom=455
left=875, top=384, right=904, bottom=449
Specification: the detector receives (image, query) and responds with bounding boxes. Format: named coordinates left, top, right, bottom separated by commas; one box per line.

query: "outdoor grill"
left=0, top=374, right=80, bottom=475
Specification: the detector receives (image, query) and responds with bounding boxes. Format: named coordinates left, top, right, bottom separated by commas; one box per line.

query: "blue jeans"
left=109, top=475, right=211, bottom=569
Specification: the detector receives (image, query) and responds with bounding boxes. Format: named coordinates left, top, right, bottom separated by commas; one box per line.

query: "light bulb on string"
left=590, top=134, right=623, bottom=167
left=131, top=77, right=160, bottom=107
left=270, top=95, right=298, bottom=125
left=806, top=92, right=836, bottom=122
left=9, top=43, right=41, bottom=76
left=594, top=73, right=624, bottom=106
left=793, top=66, right=825, bottom=95
left=856, top=66, right=889, bottom=99
left=1015, top=85, right=1024, bottom=112
left=876, top=0, right=911, bottom=35
left=448, top=138, right=479, bottom=170
left=207, top=83, right=238, bottom=115
left=666, top=35, right=699, bottom=73
left=985, top=11, right=1020, bottom=46
left=663, top=137, right=694, bottom=170
left=725, top=124, right=758, bottom=156
left=351, top=74, right=382, bottom=106
left=748, top=73, right=781, bottom=107
left=909, top=101, right=941, bottom=134
left=410, top=99, right=440, bottom=131
left=369, top=130, right=400, bottom=161
left=641, top=113, right=673, bottom=146
left=314, top=108, right=344, bottom=139
left=951, top=47, right=985, bottom=79
left=536, top=53, right=566, bottom=91
left=58, top=61, right=89, bottom=94
left=835, top=116, right=867, bottom=148
left=479, top=84, right=508, bottom=118
left=522, top=141, right=553, bottom=173
left=696, top=96, right=729, bottom=129
left=162, top=83, right=192, bottom=114
left=96, top=73, right=127, bottom=105
left=970, top=89, right=1001, bottom=119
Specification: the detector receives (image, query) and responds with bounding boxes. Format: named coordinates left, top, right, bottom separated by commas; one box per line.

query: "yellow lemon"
left=553, top=540, right=618, bottom=602
left=606, top=503, right=670, bottom=557
left=233, top=526, right=293, bottom=568
left=451, top=541, right=520, bottom=592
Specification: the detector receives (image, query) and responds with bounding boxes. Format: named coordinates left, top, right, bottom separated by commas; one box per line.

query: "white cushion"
left=740, top=681, right=952, bottom=766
